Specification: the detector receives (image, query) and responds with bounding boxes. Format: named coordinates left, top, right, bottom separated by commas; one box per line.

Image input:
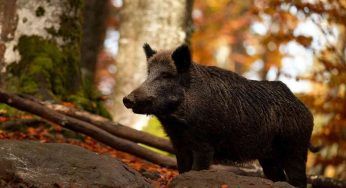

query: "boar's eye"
left=161, top=72, right=174, bottom=79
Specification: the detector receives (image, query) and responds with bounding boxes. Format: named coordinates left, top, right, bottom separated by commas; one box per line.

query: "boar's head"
left=123, top=43, right=191, bottom=115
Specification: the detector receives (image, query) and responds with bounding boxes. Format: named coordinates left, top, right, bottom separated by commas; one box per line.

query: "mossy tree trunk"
left=0, top=0, right=83, bottom=101
left=0, top=0, right=110, bottom=117
left=112, top=0, right=194, bottom=128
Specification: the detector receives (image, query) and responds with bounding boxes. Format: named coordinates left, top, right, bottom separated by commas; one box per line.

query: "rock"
left=169, top=170, right=294, bottom=188
left=0, top=140, right=151, bottom=188
left=139, top=169, right=161, bottom=180
left=273, top=181, right=295, bottom=188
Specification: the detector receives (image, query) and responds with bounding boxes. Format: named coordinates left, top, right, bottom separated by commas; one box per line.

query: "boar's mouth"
left=129, top=101, right=180, bottom=116
left=123, top=94, right=183, bottom=116
left=123, top=95, right=155, bottom=114
left=131, top=105, right=154, bottom=115
left=123, top=100, right=154, bottom=115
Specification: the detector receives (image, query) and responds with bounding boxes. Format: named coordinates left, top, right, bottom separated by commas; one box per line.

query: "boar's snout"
left=123, top=94, right=135, bottom=109
left=123, top=90, right=155, bottom=113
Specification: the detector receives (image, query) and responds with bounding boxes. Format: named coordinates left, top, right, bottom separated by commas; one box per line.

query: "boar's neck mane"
left=192, top=63, right=248, bottom=84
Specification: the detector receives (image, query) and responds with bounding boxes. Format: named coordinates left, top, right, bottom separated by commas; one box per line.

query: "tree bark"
left=0, top=0, right=17, bottom=89
left=111, top=0, right=194, bottom=128
left=0, top=90, right=177, bottom=168
left=0, top=0, right=83, bottom=99
left=80, top=0, right=110, bottom=85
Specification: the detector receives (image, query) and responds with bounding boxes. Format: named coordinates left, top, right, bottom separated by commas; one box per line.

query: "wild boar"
left=123, top=44, right=314, bottom=188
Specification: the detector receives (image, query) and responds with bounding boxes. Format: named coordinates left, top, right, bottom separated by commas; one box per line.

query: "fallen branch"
left=308, top=175, right=346, bottom=188
left=41, top=102, right=175, bottom=154
left=18, top=93, right=175, bottom=153
left=0, top=118, right=44, bottom=130
left=0, top=90, right=177, bottom=168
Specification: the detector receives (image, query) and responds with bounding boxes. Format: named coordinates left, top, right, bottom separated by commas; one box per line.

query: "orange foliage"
left=192, top=0, right=254, bottom=73
left=192, top=0, right=346, bottom=179
left=258, top=0, right=346, bottom=179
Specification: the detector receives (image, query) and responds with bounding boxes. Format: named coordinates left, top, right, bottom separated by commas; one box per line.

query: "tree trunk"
left=0, top=0, right=83, bottom=100
left=0, top=1, right=16, bottom=88
left=111, top=0, right=193, bottom=128
left=80, top=0, right=109, bottom=86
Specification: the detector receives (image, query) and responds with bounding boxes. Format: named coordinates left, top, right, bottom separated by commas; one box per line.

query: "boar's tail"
left=309, top=143, right=322, bottom=153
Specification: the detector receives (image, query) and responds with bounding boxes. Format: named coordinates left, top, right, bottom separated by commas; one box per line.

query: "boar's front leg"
left=175, top=145, right=193, bottom=173
left=191, top=144, right=214, bottom=171
left=283, top=150, right=308, bottom=188
left=259, top=158, right=286, bottom=182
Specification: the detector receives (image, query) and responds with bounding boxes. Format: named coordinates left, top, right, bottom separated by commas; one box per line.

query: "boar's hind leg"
left=191, top=145, right=214, bottom=171
left=283, top=151, right=308, bottom=188
left=259, top=158, right=286, bottom=182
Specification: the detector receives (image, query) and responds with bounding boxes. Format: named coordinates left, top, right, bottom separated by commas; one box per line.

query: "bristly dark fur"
left=123, top=44, right=314, bottom=188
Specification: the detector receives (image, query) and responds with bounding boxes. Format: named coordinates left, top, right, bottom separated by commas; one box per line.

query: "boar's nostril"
left=123, top=96, right=135, bottom=108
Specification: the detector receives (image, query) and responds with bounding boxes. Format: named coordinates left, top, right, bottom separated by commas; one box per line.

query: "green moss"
left=95, top=101, right=112, bottom=119
left=35, top=6, right=45, bottom=17
left=66, top=92, right=112, bottom=120
left=44, top=0, right=84, bottom=95
left=10, top=0, right=84, bottom=98
left=46, top=0, right=83, bottom=44
left=66, top=94, right=91, bottom=108
left=0, top=104, right=23, bottom=116
left=61, top=129, right=85, bottom=140
left=7, top=36, right=65, bottom=98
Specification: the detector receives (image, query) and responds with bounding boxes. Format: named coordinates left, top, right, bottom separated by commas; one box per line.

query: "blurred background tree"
left=81, top=0, right=110, bottom=89
left=110, top=0, right=193, bottom=128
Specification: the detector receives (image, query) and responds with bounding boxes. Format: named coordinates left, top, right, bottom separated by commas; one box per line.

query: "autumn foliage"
left=192, top=0, right=346, bottom=179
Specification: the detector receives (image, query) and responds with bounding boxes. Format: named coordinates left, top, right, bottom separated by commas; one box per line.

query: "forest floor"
left=0, top=113, right=178, bottom=187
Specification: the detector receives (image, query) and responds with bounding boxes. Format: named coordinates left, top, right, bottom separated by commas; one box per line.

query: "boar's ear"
left=172, top=44, right=191, bottom=72
left=143, top=43, right=156, bottom=59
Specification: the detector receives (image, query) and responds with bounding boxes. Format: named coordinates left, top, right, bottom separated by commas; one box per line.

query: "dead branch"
left=308, top=175, right=346, bottom=188
left=41, top=102, right=175, bottom=154
left=0, top=119, right=44, bottom=130
left=0, top=90, right=177, bottom=168
left=17, top=93, right=174, bottom=153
